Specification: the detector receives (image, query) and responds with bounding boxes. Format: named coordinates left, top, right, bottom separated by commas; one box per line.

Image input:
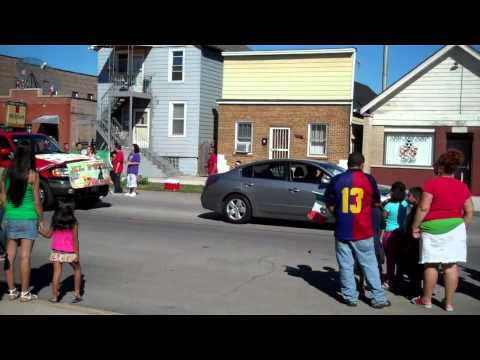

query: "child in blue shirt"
left=382, top=181, right=408, bottom=290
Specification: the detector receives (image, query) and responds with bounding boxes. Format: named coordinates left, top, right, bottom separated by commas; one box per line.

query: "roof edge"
left=222, top=48, right=356, bottom=57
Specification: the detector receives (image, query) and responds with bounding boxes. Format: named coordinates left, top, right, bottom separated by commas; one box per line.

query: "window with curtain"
left=384, top=133, right=434, bottom=166
left=308, top=124, right=327, bottom=156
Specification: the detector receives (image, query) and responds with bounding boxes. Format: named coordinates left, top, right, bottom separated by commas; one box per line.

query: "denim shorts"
left=5, top=220, right=38, bottom=241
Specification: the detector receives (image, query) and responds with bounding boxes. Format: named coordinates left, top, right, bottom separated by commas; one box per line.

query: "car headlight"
left=51, top=168, right=69, bottom=177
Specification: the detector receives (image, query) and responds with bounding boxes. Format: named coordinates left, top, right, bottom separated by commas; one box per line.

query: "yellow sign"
left=6, top=102, right=27, bottom=128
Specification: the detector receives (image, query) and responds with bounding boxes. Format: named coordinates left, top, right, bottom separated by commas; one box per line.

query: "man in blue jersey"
left=325, top=152, right=390, bottom=309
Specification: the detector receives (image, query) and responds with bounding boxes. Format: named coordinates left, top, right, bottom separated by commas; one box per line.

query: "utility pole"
left=383, top=45, right=389, bottom=91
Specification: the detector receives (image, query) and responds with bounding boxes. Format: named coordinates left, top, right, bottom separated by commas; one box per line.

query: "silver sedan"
left=201, top=159, right=390, bottom=225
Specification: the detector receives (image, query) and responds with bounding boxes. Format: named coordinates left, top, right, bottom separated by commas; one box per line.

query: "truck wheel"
left=39, top=180, right=55, bottom=210
left=223, top=194, right=252, bottom=224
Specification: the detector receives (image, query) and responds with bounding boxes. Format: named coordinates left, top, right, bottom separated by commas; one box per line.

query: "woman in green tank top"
left=1, top=142, right=44, bottom=302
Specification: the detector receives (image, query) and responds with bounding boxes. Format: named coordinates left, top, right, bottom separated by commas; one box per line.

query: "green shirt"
left=421, top=218, right=464, bottom=235
left=4, top=176, right=38, bottom=221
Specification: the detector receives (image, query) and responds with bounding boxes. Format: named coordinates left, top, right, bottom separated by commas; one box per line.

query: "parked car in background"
left=0, top=131, right=110, bottom=208
left=201, top=159, right=391, bottom=225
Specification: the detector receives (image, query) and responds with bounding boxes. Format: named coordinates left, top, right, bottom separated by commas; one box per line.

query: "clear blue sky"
left=0, top=45, right=479, bottom=94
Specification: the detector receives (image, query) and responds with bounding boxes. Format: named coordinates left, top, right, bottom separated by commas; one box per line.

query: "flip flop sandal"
left=49, top=297, right=59, bottom=304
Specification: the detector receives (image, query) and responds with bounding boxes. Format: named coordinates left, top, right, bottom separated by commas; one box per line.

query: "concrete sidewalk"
left=0, top=298, right=120, bottom=315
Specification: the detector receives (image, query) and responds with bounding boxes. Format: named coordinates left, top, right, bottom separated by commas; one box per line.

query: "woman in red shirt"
left=412, top=150, right=474, bottom=311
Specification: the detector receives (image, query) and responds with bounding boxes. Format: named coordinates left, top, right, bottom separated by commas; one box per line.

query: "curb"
left=35, top=299, right=122, bottom=315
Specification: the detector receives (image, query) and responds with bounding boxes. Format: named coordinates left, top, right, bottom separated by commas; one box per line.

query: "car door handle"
left=244, top=183, right=255, bottom=187
left=289, top=188, right=301, bottom=193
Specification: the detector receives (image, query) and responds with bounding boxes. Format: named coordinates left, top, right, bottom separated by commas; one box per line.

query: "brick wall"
left=218, top=104, right=351, bottom=167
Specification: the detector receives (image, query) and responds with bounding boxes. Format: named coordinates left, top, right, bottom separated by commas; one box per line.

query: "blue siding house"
left=92, top=45, right=249, bottom=176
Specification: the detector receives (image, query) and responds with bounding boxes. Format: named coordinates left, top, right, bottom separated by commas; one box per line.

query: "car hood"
left=35, top=153, right=92, bottom=171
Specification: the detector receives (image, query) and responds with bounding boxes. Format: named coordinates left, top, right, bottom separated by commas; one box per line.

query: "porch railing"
left=111, top=72, right=153, bottom=95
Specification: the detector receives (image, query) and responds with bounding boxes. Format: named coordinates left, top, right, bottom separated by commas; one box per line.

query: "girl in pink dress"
left=39, top=203, right=82, bottom=304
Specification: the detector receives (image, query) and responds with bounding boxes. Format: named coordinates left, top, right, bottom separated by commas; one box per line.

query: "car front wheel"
left=223, top=194, right=252, bottom=224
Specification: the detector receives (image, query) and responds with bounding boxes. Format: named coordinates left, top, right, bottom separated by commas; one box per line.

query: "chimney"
left=383, top=45, right=389, bottom=91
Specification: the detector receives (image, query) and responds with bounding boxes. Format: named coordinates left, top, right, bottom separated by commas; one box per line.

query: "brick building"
left=0, top=54, right=97, bottom=147
left=216, top=49, right=357, bottom=170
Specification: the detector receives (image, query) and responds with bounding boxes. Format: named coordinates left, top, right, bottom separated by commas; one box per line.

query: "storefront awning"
left=32, top=115, right=59, bottom=125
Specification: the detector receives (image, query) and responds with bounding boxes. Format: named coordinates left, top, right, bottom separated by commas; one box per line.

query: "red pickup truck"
left=0, top=131, right=110, bottom=208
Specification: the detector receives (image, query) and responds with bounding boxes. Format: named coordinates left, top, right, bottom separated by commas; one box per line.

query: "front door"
left=447, top=133, right=473, bottom=187
left=269, top=127, right=290, bottom=159
left=133, top=109, right=150, bottom=149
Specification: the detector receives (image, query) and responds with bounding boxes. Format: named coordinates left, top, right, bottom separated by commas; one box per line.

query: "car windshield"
left=11, top=135, right=63, bottom=154
left=320, top=163, right=345, bottom=177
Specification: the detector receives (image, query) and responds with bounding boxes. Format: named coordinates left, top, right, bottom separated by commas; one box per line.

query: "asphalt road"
left=2, top=191, right=480, bottom=315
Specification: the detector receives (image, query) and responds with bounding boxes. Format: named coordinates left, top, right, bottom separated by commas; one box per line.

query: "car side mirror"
left=0, top=148, right=11, bottom=158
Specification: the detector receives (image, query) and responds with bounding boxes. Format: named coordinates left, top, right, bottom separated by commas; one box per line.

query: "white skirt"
left=420, top=223, right=467, bottom=264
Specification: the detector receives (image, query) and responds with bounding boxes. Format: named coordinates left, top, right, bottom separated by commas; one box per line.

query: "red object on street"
left=164, top=179, right=181, bottom=192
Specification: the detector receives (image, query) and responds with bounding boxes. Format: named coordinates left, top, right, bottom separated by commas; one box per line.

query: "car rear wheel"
left=39, top=180, right=55, bottom=210
left=223, top=194, right=252, bottom=224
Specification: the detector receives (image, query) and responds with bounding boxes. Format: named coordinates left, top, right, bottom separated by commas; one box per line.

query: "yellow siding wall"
left=222, top=53, right=355, bottom=100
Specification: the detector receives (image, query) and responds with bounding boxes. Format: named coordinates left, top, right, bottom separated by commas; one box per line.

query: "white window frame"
left=168, top=48, right=185, bottom=83
left=307, top=123, right=328, bottom=157
left=234, top=122, right=253, bottom=154
left=383, top=131, right=435, bottom=167
left=168, top=102, right=187, bottom=138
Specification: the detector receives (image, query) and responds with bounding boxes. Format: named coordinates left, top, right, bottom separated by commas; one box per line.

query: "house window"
left=169, top=49, right=184, bottom=82
left=384, top=132, right=434, bottom=167
left=87, top=93, right=94, bottom=101
left=308, top=124, right=327, bottom=156
left=169, top=102, right=186, bottom=137
left=72, top=91, right=79, bottom=98
left=235, top=122, right=253, bottom=154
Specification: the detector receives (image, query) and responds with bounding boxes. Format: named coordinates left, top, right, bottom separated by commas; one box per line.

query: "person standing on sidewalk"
left=207, top=146, right=217, bottom=176
left=126, top=144, right=141, bottom=197
left=1, top=142, right=44, bottom=302
left=411, top=150, right=474, bottom=312
left=325, top=152, right=390, bottom=309
left=111, top=143, right=124, bottom=194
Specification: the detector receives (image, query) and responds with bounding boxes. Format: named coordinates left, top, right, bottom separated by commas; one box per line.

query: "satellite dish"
left=41, top=62, right=48, bottom=70
left=21, top=57, right=44, bottom=66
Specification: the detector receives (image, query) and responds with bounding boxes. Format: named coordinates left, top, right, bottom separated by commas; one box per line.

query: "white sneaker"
left=130, top=192, right=137, bottom=197
left=124, top=193, right=131, bottom=196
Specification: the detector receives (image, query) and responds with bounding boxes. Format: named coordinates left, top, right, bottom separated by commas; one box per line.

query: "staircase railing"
left=97, top=85, right=126, bottom=151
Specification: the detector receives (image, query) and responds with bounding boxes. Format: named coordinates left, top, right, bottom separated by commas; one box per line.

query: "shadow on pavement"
left=75, top=200, right=112, bottom=211
left=432, top=266, right=480, bottom=302
left=198, top=212, right=335, bottom=231
left=461, top=266, right=480, bottom=282
left=0, top=263, right=86, bottom=302
left=285, top=265, right=344, bottom=303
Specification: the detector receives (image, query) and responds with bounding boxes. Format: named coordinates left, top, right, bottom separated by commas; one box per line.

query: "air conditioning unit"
left=236, top=142, right=251, bottom=154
